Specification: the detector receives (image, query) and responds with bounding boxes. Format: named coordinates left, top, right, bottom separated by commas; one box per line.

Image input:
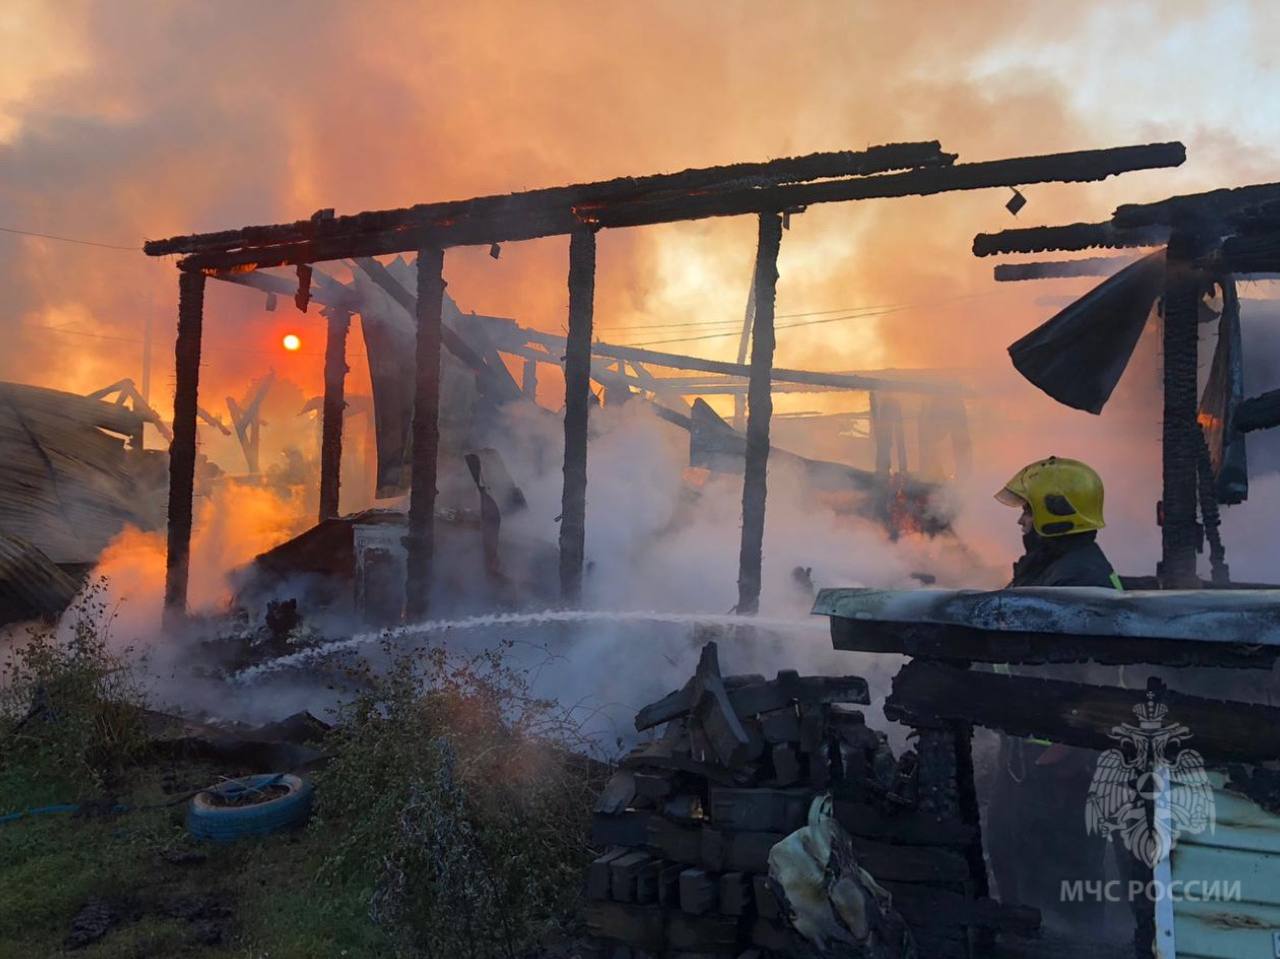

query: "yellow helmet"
left=995, top=456, right=1105, bottom=537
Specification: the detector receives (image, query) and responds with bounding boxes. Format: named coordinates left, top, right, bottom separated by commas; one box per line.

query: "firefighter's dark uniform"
left=986, top=458, right=1121, bottom=933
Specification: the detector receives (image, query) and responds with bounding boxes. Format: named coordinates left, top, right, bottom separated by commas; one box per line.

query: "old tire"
left=186, top=774, right=313, bottom=843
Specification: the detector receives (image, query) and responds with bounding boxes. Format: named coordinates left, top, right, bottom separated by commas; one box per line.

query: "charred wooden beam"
left=1217, top=228, right=1280, bottom=275
left=992, top=254, right=1139, bottom=281
left=318, top=309, right=350, bottom=522
left=147, top=142, right=953, bottom=257
left=163, top=270, right=206, bottom=619
left=213, top=263, right=360, bottom=311
left=826, top=612, right=1276, bottom=669
left=973, top=220, right=1169, bottom=257
left=1160, top=234, right=1204, bottom=588
left=885, top=659, right=1280, bottom=764
left=163, top=143, right=1182, bottom=272
left=589, top=143, right=1185, bottom=230
left=1113, top=181, right=1280, bottom=231
left=352, top=257, right=522, bottom=402
left=736, top=213, right=782, bottom=615
left=559, top=227, right=596, bottom=602
left=1235, top=387, right=1280, bottom=433
left=404, top=247, right=445, bottom=620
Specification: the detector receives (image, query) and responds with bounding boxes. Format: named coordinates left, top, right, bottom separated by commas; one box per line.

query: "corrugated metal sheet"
left=0, top=381, right=152, bottom=565
left=1166, top=774, right=1280, bottom=957
left=0, top=532, right=81, bottom=623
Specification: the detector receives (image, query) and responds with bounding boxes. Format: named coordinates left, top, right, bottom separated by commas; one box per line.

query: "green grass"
left=0, top=762, right=397, bottom=959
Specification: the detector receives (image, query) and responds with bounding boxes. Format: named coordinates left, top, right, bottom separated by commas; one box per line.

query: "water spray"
left=229, top=608, right=825, bottom=684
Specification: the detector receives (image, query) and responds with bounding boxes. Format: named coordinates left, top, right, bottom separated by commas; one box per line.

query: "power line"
left=0, top=226, right=140, bottom=252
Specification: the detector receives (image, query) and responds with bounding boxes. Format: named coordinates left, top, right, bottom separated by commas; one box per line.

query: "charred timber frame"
left=560, top=227, right=597, bottom=602
left=736, top=213, right=782, bottom=615
left=971, top=179, right=1280, bottom=585
left=1161, top=234, right=1205, bottom=587
left=163, top=270, right=205, bottom=619
left=150, top=140, right=1183, bottom=617
left=319, top=309, right=350, bottom=522
left=150, top=143, right=1183, bottom=273
left=405, top=247, right=445, bottom=620
left=886, top=659, right=1280, bottom=764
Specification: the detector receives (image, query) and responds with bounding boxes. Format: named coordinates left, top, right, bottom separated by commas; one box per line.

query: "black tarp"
left=1007, top=249, right=1165, bottom=414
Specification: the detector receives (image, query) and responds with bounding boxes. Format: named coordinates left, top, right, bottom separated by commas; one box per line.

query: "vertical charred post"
left=163, top=269, right=206, bottom=622
left=318, top=308, right=351, bottom=523
left=1160, top=233, right=1202, bottom=588
left=405, top=248, right=445, bottom=620
left=736, top=212, right=783, bottom=615
left=559, top=226, right=597, bottom=603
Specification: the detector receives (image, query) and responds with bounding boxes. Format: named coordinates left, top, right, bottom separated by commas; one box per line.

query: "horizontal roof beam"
left=164, top=142, right=1184, bottom=272
left=974, top=220, right=1169, bottom=257
left=146, top=141, right=952, bottom=258
left=992, top=254, right=1139, bottom=281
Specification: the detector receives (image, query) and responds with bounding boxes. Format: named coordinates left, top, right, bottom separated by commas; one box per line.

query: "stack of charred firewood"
left=584, top=642, right=1039, bottom=959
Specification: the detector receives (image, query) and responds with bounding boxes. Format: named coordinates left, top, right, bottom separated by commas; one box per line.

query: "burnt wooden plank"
left=770, top=745, right=801, bottom=787
left=592, top=811, right=652, bottom=848
left=635, top=672, right=869, bottom=732
left=993, top=255, right=1138, bottom=281
left=722, top=831, right=787, bottom=874
left=973, top=220, right=1169, bottom=256
left=719, top=873, right=751, bottom=917
left=667, top=913, right=741, bottom=953
left=584, top=902, right=665, bottom=950
left=611, top=851, right=652, bottom=902
left=648, top=817, right=704, bottom=866
left=679, top=868, right=717, bottom=915
left=170, top=144, right=1183, bottom=271
left=827, top=614, right=1277, bottom=669
left=588, top=848, right=627, bottom=900
left=708, top=787, right=809, bottom=833
left=758, top=707, right=800, bottom=743
left=885, top=659, right=1280, bottom=763
left=596, top=770, right=638, bottom=814
left=589, top=144, right=1186, bottom=230
left=148, top=142, right=952, bottom=256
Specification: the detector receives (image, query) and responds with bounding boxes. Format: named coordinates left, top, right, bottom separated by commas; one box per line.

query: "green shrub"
left=0, top=580, right=150, bottom=801
left=313, top=638, right=601, bottom=959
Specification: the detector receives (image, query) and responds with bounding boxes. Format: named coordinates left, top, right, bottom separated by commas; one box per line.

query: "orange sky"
left=2, top=2, right=1278, bottom=571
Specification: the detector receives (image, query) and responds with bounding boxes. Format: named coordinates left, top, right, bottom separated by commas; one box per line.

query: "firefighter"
left=987, top=456, right=1125, bottom=935
left=996, top=455, right=1120, bottom=589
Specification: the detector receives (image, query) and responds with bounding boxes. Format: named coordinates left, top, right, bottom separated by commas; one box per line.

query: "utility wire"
left=0, top=226, right=140, bottom=252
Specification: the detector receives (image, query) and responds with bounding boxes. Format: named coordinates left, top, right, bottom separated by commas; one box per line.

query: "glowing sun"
left=281, top=333, right=301, bottom=351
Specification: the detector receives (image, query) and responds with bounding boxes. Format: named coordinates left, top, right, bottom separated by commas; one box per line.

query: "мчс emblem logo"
left=1085, top=684, right=1214, bottom=868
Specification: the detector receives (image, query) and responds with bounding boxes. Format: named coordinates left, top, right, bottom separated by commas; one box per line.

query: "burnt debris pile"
left=583, top=642, right=1036, bottom=959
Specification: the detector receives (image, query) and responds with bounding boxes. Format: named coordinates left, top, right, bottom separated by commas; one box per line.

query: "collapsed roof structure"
left=145, top=139, right=1184, bottom=624
left=0, top=382, right=162, bottom=623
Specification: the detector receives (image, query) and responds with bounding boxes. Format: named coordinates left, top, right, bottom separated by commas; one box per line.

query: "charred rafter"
left=149, top=143, right=1183, bottom=273
left=146, top=142, right=953, bottom=259
left=992, top=255, right=1140, bottom=281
